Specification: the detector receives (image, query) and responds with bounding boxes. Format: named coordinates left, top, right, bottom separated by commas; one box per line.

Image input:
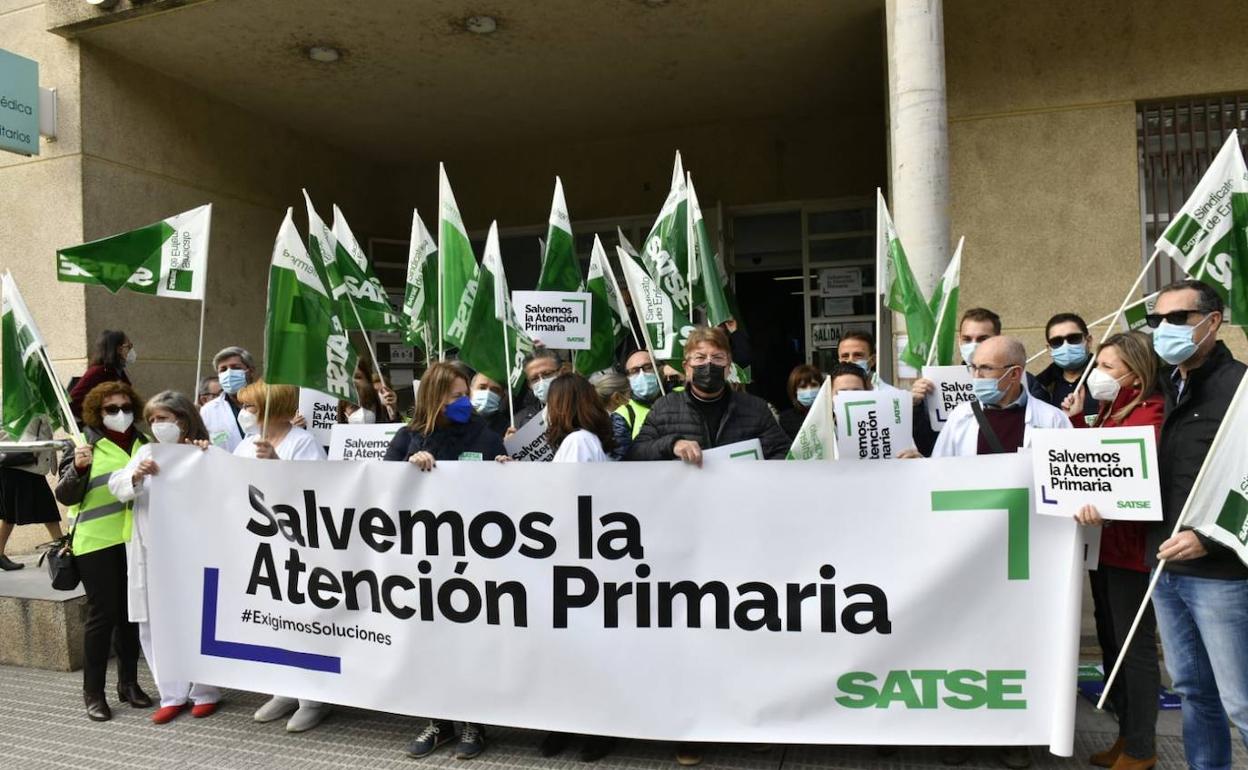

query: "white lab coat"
left=552, top=429, right=610, bottom=463
left=930, top=395, right=1071, bottom=457
left=200, top=393, right=244, bottom=452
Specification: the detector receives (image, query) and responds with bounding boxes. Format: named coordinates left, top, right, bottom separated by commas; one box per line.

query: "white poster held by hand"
left=1031, top=426, right=1162, bottom=521
left=298, top=388, right=339, bottom=449
left=701, top=439, right=763, bottom=461
left=505, top=408, right=554, bottom=462
left=922, top=365, right=975, bottom=432
left=328, top=423, right=405, bottom=461
left=833, top=390, right=913, bottom=460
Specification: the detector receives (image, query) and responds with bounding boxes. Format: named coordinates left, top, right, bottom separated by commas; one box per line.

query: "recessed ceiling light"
left=306, top=45, right=341, bottom=63
left=465, top=15, right=497, bottom=34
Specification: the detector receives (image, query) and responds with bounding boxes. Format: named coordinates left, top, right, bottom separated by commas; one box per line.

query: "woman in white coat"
left=108, top=390, right=221, bottom=724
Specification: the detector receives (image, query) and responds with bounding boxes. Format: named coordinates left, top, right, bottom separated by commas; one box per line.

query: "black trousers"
left=76, top=543, right=140, bottom=695
left=1089, top=565, right=1159, bottom=758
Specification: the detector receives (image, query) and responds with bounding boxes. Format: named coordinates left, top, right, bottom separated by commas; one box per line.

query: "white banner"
left=328, top=423, right=404, bottom=461
left=512, top=291, right=592, bottom=350
left=923, top=365, right=976, bottom=432
left=146, top=447, right=1081, bottom=753
left=297, top=388, right=339, bottom=449
left=834, top=391, right=914, bottom=460
left=1031, top=427, right=1163, bottom=521
left=702, top=438, right=762, bottom=461
left=505, top=408, right=553, bottom=461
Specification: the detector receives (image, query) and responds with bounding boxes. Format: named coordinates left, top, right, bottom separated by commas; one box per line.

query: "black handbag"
left=37, top=533, right=80, bottom=591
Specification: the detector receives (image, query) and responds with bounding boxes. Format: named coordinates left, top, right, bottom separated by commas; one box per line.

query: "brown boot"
left=1109, top=753, right=1155, bottom=770
left=1090, top=737, right=1125, bottom=768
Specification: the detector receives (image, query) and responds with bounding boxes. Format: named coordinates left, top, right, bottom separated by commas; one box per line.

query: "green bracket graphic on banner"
left=931, top=488, right=1030, bottom=580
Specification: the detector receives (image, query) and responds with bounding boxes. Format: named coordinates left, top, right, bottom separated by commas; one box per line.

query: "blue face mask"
left=972, top=366, right=1017, bottom=406
left=471, top=389, right=501, bottom=416
left=629, top=372, right=659, bottom=401
left=796, top=387, right=819, bottom=407
left=1153, top=317, right=1211, bottom=366
left=960, top=342, right=979, bottom=364
left=445, top=396, right=473, bottom=424
left=532, top=376, right=554, bottom=404
left=1051, top=342, right=1089, bottom=370
left=851, top=359, right=871, bottom=374
left=219, top=368, right=247, bottom=395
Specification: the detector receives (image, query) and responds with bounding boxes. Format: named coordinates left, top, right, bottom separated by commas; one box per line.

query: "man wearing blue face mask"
left=469, top=372, right=510, bottom=439
left=1143, top=279, right=1248, bottom=770
left=200, top=346, right=257, bottom=452
left=1036, top=313, right=1097, bottom=418
left=616, top=349, right=665, bottom=439
left=508, top=349, right=562, bottom=438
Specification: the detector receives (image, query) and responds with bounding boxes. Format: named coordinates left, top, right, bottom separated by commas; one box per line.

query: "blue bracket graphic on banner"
left=200, top=567, right=341, bottom=673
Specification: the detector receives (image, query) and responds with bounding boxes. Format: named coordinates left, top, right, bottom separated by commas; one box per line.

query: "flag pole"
left=1072, top=249, right=1160, bottom=395
left=1097, top=370, right=1248, bottom=709
left=36, top=347, right=85, bottom=447
left=685, top=172, right=695, bottom=317
left=503, top=323, right=516, bottom=430
left=194, top=297, right=207, bottom=396
left=874, top=189, right=886, bottom=377
left=345, top=297, right=390, bottom=392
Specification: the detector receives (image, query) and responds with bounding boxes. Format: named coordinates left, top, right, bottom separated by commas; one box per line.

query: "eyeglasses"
left=626, top=363, right=656, bottom=376
left=966, top=363, right=1017, bottom=377
left=102, top=405, right=133, bottom=416
left=687, top=353, right=730, bottom=366
left=1047, top=332, right=1085, bottom=348
left=1144, top=309, right=1202, bottom=329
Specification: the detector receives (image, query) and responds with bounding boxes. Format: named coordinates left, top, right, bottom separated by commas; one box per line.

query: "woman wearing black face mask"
left=381, top=361, right=505, bottom=761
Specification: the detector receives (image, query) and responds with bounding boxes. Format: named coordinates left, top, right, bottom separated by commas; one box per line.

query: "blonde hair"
left=682, top=325, right=731, bottom=361
left=410, top=362, right=468, bottom=436
left=237, top=380, right=299, bottom=424
left=1099, top=331, right=1159, bottom=424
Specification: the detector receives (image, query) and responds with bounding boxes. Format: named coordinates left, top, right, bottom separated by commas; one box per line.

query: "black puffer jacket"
left=1147, top=341, right=1247, bottom=579
left=383, top=416, right=506, bottom=463
left=626, top=389, right=790, bottom=461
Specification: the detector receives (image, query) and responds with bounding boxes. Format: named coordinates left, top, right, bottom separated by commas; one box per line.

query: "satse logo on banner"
left=922, top=365, right=976, bottom=432
left=512, top=291, right=592, bottom=350
left=1031, top=427, right=1163, bottom=521
left=834, top=391, right=914, bottom=460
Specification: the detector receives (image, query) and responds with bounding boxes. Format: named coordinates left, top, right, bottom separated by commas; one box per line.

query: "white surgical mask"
left=151, top=421, right=183, bottom=444
left=237, top=409, right=259, bottom=435
left=1086, top=368, right=1130, bottom=404
left=347, top=407, right=375, bottom=425
left=124, top=348, right=137, bottom=366
left=959, top=341, right=979, bottom=364
left=102, top=411, right=134, bottom=434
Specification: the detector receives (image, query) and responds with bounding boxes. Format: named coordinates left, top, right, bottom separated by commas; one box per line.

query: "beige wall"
left=944, top=0, right=1248, bottom=366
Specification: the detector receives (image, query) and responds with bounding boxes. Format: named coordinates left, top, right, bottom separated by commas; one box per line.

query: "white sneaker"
left=253, top=695, right=298, bottom=723
left=286, top=702, right=331, bottom=733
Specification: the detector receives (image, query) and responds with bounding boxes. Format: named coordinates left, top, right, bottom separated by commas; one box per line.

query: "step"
left=0, top=554, right=86, bottom=671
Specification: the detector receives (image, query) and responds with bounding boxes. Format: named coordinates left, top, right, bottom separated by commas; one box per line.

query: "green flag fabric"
left=265, top=209, right=359, bottom=404
left=303, top=190, right=353, bottom=320
left=401, top=210, right=439, bottom=352
left=1156, top=131, right=1248, bottom=325
left=454, top=222, right=532, bottom=393
left=878, top=190, right=936, bottom=369
left=637, top=152, right=692, bottom=316
left=786, top=377, right=835, bottom=461
left=687, top=173, right=734, bottom=326
left=331, top=205, right=399, bottom=332
left=56, top=204, right=211, bottom=300
left=537, top=177, right=583, bottom=293
left=1180, top=371, right=1248, bottom=567
left=618, top=246, right=690, bottom=363
left=925, top=237, right=962, bottom=366
left=438, top=164, right=479, bottom=353
left=576, top=236, right=625, bottom=376
left=1, top=272, right=66, bottom=441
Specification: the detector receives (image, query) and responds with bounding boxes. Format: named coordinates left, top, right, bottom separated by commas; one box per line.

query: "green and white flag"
left=56, top=204, right=211, bottom=300
left=688, top=173, right=734, bottom=326
left=878, top=190, right=936, bottom=369
left=265, top=209, right=358, bottom=404
left=925, top=237, right=963, bottom=366
left=454, top=222, right=531, bottom=393
left=637, top=152, right=692, bottom=315
left=1, top=272, right=66, bottom=441
left=401, top=210, right=438, bottom=352
left=577, top=236, right=625, bottom=376
left=618, top=246, right=690, bottom=362
left=1180, top=372, right=1248, bottom=567
left=332, top=205, right=399, bottom=332
left=786, top=377, right=835, bottom=461
left=617, top=226, right=640, bottom=259
left=438, top=164, right=478, bottom=353
left=302, top=190, right=351, bottom=313
left=1157, top=131, right=1248, bottom=325
left=537, top=177, right=583, bottom=293
left=1120, top=292, right=1160, bottom=332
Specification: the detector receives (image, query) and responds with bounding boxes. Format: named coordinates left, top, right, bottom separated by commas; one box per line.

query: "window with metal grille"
left=1137, top=95, right=1248, bottom=290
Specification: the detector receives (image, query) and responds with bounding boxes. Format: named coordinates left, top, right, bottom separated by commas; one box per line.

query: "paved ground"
left=2, top=658, right=1243, bottom=770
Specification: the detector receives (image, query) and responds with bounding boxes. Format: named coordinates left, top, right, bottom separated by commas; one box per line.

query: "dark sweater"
left=626, top=388, right=790, bottom=461
left=382, top=416, right=506, bottom=463
left=976, top=405, right=1026, bottom=455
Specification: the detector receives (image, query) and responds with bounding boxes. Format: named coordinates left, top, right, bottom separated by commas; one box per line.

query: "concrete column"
left=885, top=0, right=950, bottom=298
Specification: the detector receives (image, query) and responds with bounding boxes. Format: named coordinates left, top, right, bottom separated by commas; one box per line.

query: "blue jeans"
left=1151, top=570, right=1248, bottom=770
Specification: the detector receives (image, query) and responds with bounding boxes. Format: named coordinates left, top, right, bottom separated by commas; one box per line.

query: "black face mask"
left=691, top=363, right=726, bottom=393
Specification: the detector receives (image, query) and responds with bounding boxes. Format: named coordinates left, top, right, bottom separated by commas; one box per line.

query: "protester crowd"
left=0, top=278, right=1243, bottom=770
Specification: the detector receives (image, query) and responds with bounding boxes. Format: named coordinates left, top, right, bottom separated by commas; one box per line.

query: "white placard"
left=298, top=388, right=339, bottom=449
left=922, top=365, right=975, bottom=432
left=702, top=438, right=763, bottom=461
left=512, top=291, right=593, bottom=350
left=328, top=423, right=405, bottom=461
left=1031, top=427, right=1163, bottom=521
left=818, top=267, right=863, bottom=297
left=504, top=408, right=554, bottom=462
left=821, top=297, right=856, bottom=317
left=833, top=390, right=914, bottom=460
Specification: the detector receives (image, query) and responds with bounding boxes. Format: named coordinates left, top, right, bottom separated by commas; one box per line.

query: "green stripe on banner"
left=930, top=488, right=1030, bottom=580
left=1215, top=490, right=1248, bottom=546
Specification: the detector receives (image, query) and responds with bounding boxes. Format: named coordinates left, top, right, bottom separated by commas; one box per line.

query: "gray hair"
left=1001, top=336, right=1027, bottom=367
left=198, top=375, right=219, bottom=394
left=591, top=371, right=630, bottom=402
left=143, top=390, right=211, bottom=442
left=523, top=348, right=562, bottom=369
left=212, top=346, right=255, bottom=371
